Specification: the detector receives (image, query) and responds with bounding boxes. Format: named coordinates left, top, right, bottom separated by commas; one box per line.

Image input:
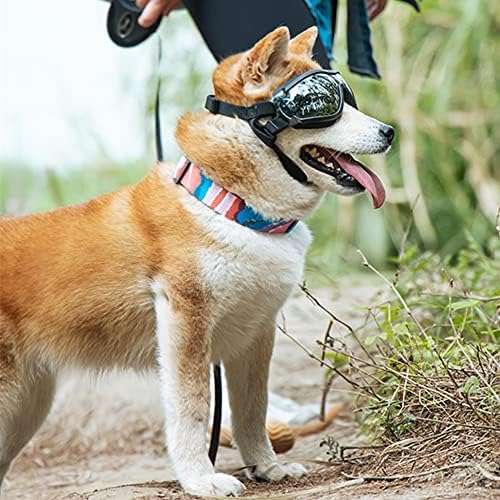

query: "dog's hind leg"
left=0, top=330, right=55, bottom=493
left=224, top=322, right=307, bottom=482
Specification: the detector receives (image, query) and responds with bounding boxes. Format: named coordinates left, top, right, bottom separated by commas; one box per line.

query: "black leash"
left=209, top=364, right=223, bottom=464
left=105, top=0, right=223, bottom=468
left=154, top=40, right=164, bottom=162
left=154, top=37, right=222, bottom=466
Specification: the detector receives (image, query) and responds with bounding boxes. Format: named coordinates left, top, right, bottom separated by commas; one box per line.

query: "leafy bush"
left=315, top=228, right=499, bottom=473
left=356, top=235, right=498, bottom=438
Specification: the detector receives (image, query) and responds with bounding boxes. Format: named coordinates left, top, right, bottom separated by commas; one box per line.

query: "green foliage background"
left=1, top=1, right=498, bottom=272
left=308, top=0, right=499, bottom=271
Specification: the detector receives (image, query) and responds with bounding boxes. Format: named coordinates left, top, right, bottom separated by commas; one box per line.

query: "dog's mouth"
left=300, top=145, right=386, bottom=209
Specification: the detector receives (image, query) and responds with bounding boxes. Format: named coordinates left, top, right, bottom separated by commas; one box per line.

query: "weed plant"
left=308, top=227, right=500, bottom=476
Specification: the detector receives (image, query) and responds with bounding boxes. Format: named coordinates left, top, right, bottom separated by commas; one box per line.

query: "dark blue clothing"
left=304, top=0, right=334, bottom=56
left=305, top=0, right=420, bottom=78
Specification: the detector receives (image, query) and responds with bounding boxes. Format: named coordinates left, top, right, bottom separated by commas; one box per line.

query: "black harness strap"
left=155, top=38, right=222, bottom=467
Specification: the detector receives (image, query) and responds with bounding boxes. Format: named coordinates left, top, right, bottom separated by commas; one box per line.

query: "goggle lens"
left=274, top=74, right=343, bottom=121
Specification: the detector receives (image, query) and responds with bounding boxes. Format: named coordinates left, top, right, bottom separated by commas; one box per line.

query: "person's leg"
left=183, top=0, right=330, bottom=67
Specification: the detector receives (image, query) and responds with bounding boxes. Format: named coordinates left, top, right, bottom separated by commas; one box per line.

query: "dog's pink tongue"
left=335, top=154, right=386, bottom=209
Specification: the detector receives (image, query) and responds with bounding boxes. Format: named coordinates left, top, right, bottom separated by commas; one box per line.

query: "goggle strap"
left=205, top=95, right=276, bottom=120
left=205, top=100, right=308, bottom=185
left=270, top=143, right=308, bottom=184
left=250, top=119, right=308, bottom=184
left=249, top=118, right=275, bottom=146
left=249, top=117, right=289, bottom=146
left=262, top=115, right=290, bottom=135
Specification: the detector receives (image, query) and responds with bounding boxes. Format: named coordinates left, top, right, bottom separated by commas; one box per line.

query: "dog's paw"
left=183, top=472, right=245, bottom=497
left=249, top=462, right=307, bottom=482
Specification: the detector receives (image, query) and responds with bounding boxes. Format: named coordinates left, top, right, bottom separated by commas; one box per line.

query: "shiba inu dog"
left=0, top=26, right=393, bottom=496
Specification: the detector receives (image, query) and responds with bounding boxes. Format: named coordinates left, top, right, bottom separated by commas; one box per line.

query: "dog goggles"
left=272, top=69, right=357, bottom=124
left=206, top=69, right=357, bottom=133
left=205, top=69, right=358, bottom=183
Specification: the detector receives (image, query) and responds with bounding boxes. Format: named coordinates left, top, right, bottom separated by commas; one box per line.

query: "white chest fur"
left=184, top=192, right=311, bottom=362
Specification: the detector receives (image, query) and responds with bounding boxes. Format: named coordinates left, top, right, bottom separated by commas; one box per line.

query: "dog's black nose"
left=379, top=124, right=395, bottom=145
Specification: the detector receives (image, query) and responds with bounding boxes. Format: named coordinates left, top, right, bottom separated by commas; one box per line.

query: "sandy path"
left=3, top=279, right=496, bottom=499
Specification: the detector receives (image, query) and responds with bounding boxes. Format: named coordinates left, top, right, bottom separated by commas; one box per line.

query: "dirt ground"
left=3, top=278, right=497, bottom=499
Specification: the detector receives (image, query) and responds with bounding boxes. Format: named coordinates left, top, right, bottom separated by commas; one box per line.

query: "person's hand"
left=136, top=0, right=179, bottom=28
left=367, top=0, right=388, bottom=21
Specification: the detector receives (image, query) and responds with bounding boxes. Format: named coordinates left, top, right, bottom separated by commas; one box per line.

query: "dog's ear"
left=241, top=27, right=290, bottom=86
left=289, top=26, right=318, bottom=58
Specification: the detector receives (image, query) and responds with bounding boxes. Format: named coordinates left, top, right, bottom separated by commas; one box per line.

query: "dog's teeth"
left=306, top=147, right=319, bottom=158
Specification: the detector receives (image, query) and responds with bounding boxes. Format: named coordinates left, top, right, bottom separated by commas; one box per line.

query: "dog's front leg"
left=224, top=324, right=307, bottom=482
left=153, top=283, right=244, bottom=497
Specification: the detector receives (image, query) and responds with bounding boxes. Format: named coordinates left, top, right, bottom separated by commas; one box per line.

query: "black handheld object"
left=107, top=0, right=161, bottom=47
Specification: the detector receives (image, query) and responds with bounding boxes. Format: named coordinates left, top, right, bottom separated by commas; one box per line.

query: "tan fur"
left=211, top=26, right=319, bottom=106
left=0, top=26, right=391, bottom=496
left=0, top=166, right=210, bottom=371
left=0, top=164, right=222, bottom=490
left=289, top=26, right=318, bottom=57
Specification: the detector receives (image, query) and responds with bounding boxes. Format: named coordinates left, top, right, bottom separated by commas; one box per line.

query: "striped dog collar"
left=173, top=157, right=298, bottom=234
